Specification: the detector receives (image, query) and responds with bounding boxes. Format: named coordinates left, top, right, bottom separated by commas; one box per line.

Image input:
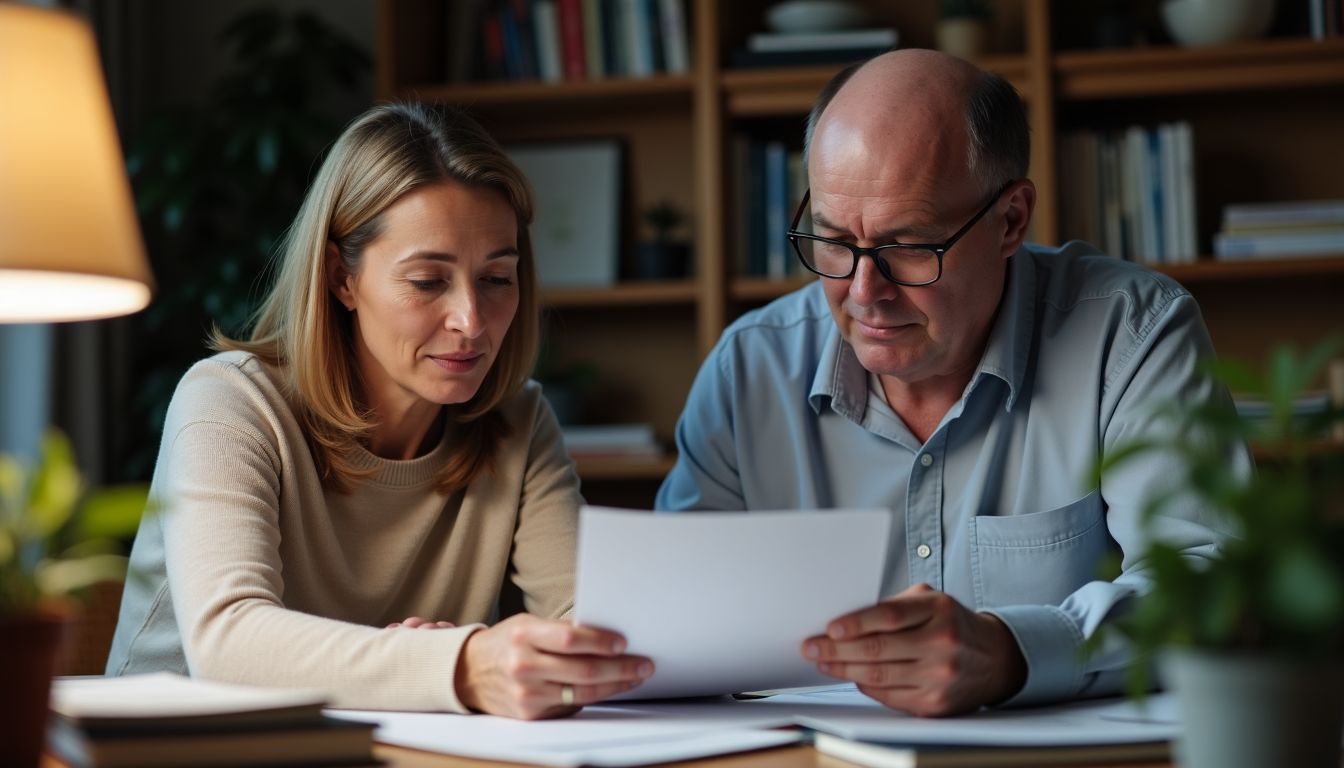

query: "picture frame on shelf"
left=506, top=140, right=624, bottom=289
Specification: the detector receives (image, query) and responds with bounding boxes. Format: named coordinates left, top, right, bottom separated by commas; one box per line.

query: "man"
left=656, top=50, right=1241, bottom=715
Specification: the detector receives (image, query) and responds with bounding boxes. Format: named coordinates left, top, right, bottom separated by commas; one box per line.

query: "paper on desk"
left=329, top=705, right=800, bottom=767
left=574, top=506, right=891, bottom=699
left=748, top=686, right=1181, bottom=745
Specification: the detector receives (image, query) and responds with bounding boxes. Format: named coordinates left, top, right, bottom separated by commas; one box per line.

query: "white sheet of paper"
left=329, top=706, right=800, bottom=767
left=574, top=506, right=892, bottom=699
left=328, top=688, right=1179, bottom=766
left=749, top=686, right=1180, bottom=745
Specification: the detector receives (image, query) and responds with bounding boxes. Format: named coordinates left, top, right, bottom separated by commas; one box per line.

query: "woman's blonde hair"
left=214, top=102, right=539, bottom=494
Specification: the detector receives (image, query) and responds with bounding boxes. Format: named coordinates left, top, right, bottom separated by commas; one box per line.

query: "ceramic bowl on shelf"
left=765, top=0, right=868, bottom=33
left=1162, top=0, right=1275, bottom=47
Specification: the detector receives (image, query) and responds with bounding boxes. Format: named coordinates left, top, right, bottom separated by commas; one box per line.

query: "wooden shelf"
left=402, top=75, right=695, bottom=112
left=1055, top=38, right=1344, bottom=100
left=542, top=280, right=698, bottom=308
left=1153, top=256, right=1344, bottom=284
left=573, top=455, right=677, bottom=480
left=1251, top=439, right=1344, bottom=462
left=722, top=55, right=1031, bottom=117
left=729, top=275, right=816, bottom=302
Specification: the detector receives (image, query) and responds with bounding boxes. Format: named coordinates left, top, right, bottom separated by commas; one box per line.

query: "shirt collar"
left=808, top=246, right=1037, bottom=416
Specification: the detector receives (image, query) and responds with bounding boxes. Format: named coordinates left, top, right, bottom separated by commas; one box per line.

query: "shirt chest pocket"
left=969, top=491, right=1107, bottom=609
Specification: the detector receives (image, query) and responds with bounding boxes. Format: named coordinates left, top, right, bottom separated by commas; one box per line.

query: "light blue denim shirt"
left=656, top=241, right=1245, bottom=706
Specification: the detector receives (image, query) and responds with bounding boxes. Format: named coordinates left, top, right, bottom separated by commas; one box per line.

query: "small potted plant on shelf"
left=1095, top=339, right=1344, bottom=768
left=634, top=201, right=692, bottom=281
left=936, top=0, right=993, bottom=60
left=0, top=431, right=147, bottom=768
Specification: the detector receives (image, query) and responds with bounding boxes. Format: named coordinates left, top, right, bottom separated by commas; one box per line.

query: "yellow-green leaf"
left=77, top=485, right=149, bottom=540
left=35, top=554, right=129, bottom=597
left=26, top=431, right=83, bottom=538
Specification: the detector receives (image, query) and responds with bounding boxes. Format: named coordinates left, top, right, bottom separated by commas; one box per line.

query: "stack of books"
left=562, top=422, right=664, bottom=460
left=1212, top=199, right=1344, bottom=260
left=729, top=27, right=899, bottom=68
left=48, top=673, right=376, bottom=768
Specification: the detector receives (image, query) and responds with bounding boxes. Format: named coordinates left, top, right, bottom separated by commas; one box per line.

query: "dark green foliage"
left=940, top=0, right=993, bottom=19
left=123, top=9, right=369, bottom=480
left=1091, top=338, right=1344, bottom=696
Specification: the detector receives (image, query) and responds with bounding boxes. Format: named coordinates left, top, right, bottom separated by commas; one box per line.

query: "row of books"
left=448, top=0, right=690, bottom=84
left=732, top=137, right=808, bottom=279
left=1057, top=122, right=1198, bottom=265
left=1212, top=199, right=1344, bottom=260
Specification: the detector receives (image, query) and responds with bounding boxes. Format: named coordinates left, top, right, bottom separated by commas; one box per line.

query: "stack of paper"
left=49, top=673, right=376, bottom=768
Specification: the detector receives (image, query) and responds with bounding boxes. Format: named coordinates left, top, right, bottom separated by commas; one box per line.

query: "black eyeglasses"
left=787, top=182, right=1014, bottom=286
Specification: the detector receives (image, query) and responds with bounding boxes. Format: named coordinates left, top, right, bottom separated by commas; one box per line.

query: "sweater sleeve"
left=508, top=386, right=583, bottom=620
left=157, top=367, right=479, bottom=712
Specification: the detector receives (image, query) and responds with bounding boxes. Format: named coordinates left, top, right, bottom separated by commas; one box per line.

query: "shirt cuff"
left=983, top=605, right=1086, bottom=707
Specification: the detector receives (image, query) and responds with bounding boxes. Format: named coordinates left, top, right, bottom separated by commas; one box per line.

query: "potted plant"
left=1096, top=340, right=1344, bottom=768
left=0, top=431, right=147, bottom=768
left=936, top=0, right=993, bottom=60
left=634, top=201, right=693, bottom=280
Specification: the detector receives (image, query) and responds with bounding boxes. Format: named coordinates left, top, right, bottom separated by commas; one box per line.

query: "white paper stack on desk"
left=48, top=673, right=376, bottom=768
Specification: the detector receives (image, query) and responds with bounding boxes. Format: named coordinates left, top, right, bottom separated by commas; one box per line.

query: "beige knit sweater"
left=106, top=351, right=581, bottom=712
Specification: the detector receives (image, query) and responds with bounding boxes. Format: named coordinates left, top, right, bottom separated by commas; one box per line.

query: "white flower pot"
left=1161, top=649, right=1344, bottom=768
left=1162, top=0, right=1276, bottom=48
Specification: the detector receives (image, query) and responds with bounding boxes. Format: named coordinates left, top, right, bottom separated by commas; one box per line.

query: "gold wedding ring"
left=560, top=684, right=575, bottom=706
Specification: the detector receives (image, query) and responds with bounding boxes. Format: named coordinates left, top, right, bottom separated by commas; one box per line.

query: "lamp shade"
left=0, top=4, right=153, bottom=322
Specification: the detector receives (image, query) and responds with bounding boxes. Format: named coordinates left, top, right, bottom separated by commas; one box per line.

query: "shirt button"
left=916, top=544, right=932, bottom=558
left=919, top=454, right=934, bottom=467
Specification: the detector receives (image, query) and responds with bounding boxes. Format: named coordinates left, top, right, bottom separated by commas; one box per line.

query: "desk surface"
left=43, top=742, right=1170, bottom=767
left=372, top=743, right=1171, bottom=767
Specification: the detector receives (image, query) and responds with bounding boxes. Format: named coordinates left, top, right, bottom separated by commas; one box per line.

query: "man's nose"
left=849, top=252, right=900, bottom=306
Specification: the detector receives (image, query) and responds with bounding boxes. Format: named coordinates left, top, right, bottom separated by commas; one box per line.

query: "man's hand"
left=456, top=614, right=654, bottom=720
left=801, top=583, right=1027, bottom=716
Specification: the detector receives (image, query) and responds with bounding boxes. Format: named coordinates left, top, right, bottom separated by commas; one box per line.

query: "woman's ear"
left=326, top=240, right=355, bottom=311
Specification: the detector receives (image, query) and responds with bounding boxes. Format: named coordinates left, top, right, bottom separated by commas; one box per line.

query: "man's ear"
left=999, top=180, right=1036, bottom=258
left=326, top=240, right=355, bottom=311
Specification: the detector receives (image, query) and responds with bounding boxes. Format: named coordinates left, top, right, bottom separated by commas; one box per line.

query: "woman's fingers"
left=387, top=617, right=455, bottom=629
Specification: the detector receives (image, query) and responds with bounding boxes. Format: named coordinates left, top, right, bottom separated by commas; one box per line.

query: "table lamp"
left=0, top=3, right=154, bottom=322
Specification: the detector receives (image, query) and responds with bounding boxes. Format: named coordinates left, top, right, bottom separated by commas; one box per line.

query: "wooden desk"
left=373, top=742, right=1171, bottom=767
left=44, top=741, right=1171, bottom=767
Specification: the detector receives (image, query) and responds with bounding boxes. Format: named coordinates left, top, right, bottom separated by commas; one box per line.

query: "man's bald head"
left=803, top=50, right=1029, bottom=196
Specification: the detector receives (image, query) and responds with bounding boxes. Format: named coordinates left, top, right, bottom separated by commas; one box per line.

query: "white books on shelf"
left=562, top=423, right=662, bottom=458
left=748, top=27, right=899, bottom=52
left=1223, top=199, right=1344, bottom=229
left=1213, top=229, right=1344, bottom=260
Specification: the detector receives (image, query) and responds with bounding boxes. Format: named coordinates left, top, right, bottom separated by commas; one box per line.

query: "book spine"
left=532, top=0, right=564, bottom=83
left=557, top=0, right=588, bottom=80
left=644, top=0, right=666, bottom=73
left=582, top=0, right=605, bottom=78
left=623, top=0, right=653, bottom=77
left=658, top=0, right=690, bottom=74
left=764, top=141, right=788, bottom=279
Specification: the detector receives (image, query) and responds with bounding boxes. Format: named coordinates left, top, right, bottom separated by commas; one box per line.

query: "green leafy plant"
left=940, top=0, right=993, bottom=19
left=0, top=431, right=148, bottom=616
left=123, top=9, right=369, bottom=481
left=1094, top=339, right=1344, bottom=692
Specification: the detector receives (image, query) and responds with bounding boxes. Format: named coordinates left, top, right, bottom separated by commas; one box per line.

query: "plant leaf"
left=25, top=431, right=82, bottom=539
left=35, top=554, right=129, bottom=597
left=77, top=485, right=150, bottom=541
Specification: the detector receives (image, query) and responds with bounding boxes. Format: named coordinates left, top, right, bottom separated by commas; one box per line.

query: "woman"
left=106, top=103, right=652, bottom=719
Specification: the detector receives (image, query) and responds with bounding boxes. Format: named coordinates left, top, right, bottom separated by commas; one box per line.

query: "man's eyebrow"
left=810, top=214, right=933, bottom=242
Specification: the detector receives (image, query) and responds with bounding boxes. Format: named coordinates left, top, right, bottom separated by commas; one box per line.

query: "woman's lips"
left=428, top=353, right=483, bottom=373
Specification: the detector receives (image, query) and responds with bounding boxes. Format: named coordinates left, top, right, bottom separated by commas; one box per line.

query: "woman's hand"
left=456, top=613, right=654, bottom=720
left=387, top=617, right=456, bottom=629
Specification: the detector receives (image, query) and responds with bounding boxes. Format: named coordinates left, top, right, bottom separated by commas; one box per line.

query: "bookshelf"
left=375, top=0, right=1344, bottom=504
